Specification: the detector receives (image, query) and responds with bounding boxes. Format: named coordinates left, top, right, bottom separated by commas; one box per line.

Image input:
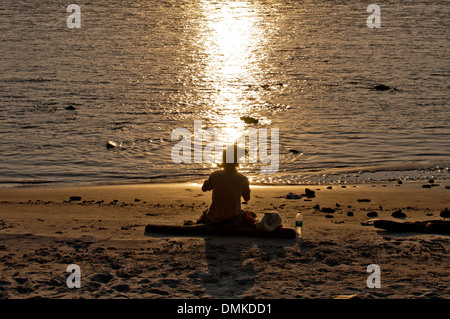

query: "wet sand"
left=0, top=181, right=449, bottom=299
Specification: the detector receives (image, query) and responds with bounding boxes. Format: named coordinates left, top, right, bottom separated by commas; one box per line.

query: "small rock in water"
left=65, top=105, right=76, bottom=110
left=69, top=196, right=82, bottom=201
left=240, top=116, right=258, bottom=124
left=372, top=84, right=391, bottom=91
left=106, top=141, right=117, bottom=149
left=321, top=207, right=335, bottom=214
left=347, top=211, right=354, bottom=217
left=392, top=209, right=406, bottom=218
left=357, top=199, right=371, bottom=203
left=288, top=149, right=300, bottom=154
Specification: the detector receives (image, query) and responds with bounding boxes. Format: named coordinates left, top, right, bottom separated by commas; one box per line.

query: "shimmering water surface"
left=0, top=0, right=449, bottom=186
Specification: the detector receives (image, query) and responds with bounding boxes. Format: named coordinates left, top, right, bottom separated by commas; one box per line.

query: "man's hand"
left=202, top=180, right=211, bottom=192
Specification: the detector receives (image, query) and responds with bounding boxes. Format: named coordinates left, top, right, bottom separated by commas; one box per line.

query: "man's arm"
left=242, top=178, right=250, bottom=202
left=202, top=179, right=211, bottom=192
left=202, top=174, right=214, bottom=192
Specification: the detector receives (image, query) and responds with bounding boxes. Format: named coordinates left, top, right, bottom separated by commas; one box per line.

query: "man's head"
left=219, top=144, right=246, bottom=170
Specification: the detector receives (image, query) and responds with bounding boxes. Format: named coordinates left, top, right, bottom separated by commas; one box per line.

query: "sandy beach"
left=0, top=180, right=449, bottom=299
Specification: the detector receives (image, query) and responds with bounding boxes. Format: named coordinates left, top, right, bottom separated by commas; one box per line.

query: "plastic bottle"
left=295, top=212, right=303, bottom=239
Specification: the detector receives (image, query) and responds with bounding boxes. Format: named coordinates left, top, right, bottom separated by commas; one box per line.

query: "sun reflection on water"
left=193, top=0, right=272, bottom=146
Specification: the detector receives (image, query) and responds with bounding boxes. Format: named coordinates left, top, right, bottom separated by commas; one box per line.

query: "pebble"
left=240, top=116, right=258, bottom=124
left=440, top=208, right=450, bottom=219
left=372, top=84, right=391, bottom=91
left=392, top=209, right=407, bottom=218
left=321, top=207, right=335, bottom=214
left=106, top=141, right=117, bottom=149
left=305, top=188, right=315, bottom=197
left=286, top=193, right=302, bottom=199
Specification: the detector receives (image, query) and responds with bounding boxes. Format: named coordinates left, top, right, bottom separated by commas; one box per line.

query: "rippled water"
left=0, top=0, right=449, bottom=186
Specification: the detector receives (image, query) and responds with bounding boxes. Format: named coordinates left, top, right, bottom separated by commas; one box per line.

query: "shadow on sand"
left=194, top=236, right=294, bottom=298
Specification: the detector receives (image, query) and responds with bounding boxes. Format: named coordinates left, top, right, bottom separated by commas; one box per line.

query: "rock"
left=428, top=179, right=434, bottom=184
left=240, top=116, right=258, bottom=124
left=304, top=188, right=315, bottom=197
left=106, top=141, right=117, bottom=149
left=440, top=208, right=450, bottom=219
left=65, top=105, right=76, bottom=110
left=321, top=207, right=335, bottom=214
left=325, top=214, right=334, bottom=218
left=392, top=209, right=406, bottom=218
left=326, top=186, right=332, bottom=189
left=357, top=199, right=371, bottom=202
left=445, top=186, right=450, bottom=190
left=347, top=211, right=354, bottom=217
left=422, top=184, right=432, bottom=188
left=69, top=196, right=82, bottom=201
left=367, top=211, right=378, bottom=218
left=372, top=84, right=391, bottom=91
left=397, top=180, right=403, bottom=185
left=286, top=192, right=302, bottom=199
left=313, top=204, right=320, bottom=210
left=288, top=149, right=300, bottom=154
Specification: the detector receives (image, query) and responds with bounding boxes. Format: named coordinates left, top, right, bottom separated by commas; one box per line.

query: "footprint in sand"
left=113, top=284, right=130, bottom=293
left=90, top=273, right=114, bottom=284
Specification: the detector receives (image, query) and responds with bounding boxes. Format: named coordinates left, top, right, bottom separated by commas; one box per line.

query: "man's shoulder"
left=235, top=172, right=249, bottom=183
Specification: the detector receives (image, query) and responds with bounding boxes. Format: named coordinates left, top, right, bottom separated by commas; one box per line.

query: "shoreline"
left=0, top=181, right=449, bottom=299
left=1, top=160, right=448, bottom=190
